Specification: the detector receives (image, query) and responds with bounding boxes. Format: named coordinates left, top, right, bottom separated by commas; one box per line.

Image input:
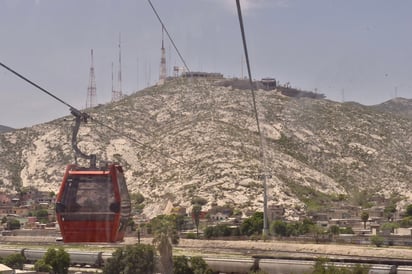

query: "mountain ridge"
left=0, top=125, right=14, bottom=133
left=0, top=77, right=411, bottom=219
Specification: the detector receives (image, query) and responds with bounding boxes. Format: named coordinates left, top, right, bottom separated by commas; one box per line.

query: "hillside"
left=0, top=125, right=14, bottom=133
left=0, top=77, right=411, bottom=219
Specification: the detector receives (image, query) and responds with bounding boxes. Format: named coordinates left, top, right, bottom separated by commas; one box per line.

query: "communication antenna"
left=137, top=57, right=139, bottom=91
left=85, top=49, right=97, bottom=109
left=158, top=27, right=167, bottom=85
left=112, top=33, right=123, bottom=102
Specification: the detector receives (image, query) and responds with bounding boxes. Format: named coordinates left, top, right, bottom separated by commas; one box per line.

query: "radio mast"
left=158, top=27, right=167, bottom=85
left=86, top=49, right=97, bottom=108
left=112, top=34, right=123, bottom=102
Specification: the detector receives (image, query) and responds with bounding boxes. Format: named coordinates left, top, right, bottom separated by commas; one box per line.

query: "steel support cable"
left=0, top=61, right=185, bottom=165
left=235, top=0, right=269, bottom=235
left=0, top=61, right=74, bottom=110
left=147, top=0, right=191, bottom=74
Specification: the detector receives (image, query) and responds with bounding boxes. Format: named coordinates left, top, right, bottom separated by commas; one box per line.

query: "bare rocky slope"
left=0, top=125, right=14, bottom=133
left=0, top=77, right=411, bottom=219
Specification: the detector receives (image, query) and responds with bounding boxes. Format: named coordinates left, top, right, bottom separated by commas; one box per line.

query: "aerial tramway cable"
left=235, top=0, right=270, bottom=235
left=0, top=61, right=184, bottom=165
left=147, top=0, right=191, bottom=74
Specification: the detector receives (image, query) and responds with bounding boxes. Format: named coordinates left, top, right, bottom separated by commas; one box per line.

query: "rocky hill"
left=0, top=77, right=411, bottom=219
left=0, top=125, right=14, bottom=133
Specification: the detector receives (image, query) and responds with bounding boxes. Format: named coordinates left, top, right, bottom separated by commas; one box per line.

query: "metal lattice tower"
left=112, top=34, right=123, bottom=102
left=158, top=27, right=167, bottom=85
left=86, top=49, right=97, bottom=109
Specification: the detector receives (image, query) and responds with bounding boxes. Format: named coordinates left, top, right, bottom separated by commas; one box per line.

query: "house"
left=209, top=212, right=230, bottom=222
left=13, top=206, right=30, bottom=217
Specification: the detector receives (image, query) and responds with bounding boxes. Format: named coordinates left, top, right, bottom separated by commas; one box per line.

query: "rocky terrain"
left=0, top=77, right=411, bottom=219
left=0, top=125, right=14, bottom=133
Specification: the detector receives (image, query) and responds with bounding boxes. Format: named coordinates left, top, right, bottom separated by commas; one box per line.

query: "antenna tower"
left=112, top=34, right=123, bottom=102
left=86, top=49, right=97, bottom=108
left=158, top=27, right=167, bottom=85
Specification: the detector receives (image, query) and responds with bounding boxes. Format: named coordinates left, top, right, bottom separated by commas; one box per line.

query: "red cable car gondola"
left=55, top=110, right=131, bottom=243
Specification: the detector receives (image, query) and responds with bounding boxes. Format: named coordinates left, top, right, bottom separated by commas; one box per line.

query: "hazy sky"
left=1, top=0, right=411, bottom=128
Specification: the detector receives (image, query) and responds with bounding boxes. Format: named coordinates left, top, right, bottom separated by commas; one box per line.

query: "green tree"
left=360, top=211, right=369, bottom=229
left=103, top=244, right=156, bottom=274
left=174, top=214, right=186, bottom=232
left=370, top=235, right=384, bottom=247
left=43, top=247, right=70, bottom=274
left=191, top=196, right=207, bottom=206
left=400, top=216, right=412, bottom=227
left=3, top=253, right=25, bottom=270
left=299, top=218, right=316, bottom=235
left=384, top=204, right=397, bottom=221
left=151, top=215, right=179, bottom=274
left=240, top=212, right=263, bottom=236
left=203, top=224, right=231, bottom=238
left=270, top=220, right=288, bottom=237
left=7, top=219, right=20, bottom=230
left=131, top=192, right=145, bottom=204
left=172, top=256, right=212, bottom=274
left=190, top=256, right=213, bottom=274
left=328, top=225, right=340, bottom=235
left=36, top=209, right=49, bottom=223
left=173, top=256, right=193, bottom=274
left=406, top=204, right=412, bottom=217
left=381, top=222, right=399, bottom=234
left=310, top=224, right=326, bottom=243
left=131, top=192, right=145, bottom=214
left=34, top=259, right=52, bottom=273
left=340, top=227, right=354, bottom=234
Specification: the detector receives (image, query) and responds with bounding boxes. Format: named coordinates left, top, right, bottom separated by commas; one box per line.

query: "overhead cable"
left=236, top=0, right=269, bottom=234
left=0, top=61, right=184, bottom=165
left=147, top=0, right=191, bottom=73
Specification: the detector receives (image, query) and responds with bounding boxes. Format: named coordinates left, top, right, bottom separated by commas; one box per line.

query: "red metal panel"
left=56, top=164, right=128, bottom=243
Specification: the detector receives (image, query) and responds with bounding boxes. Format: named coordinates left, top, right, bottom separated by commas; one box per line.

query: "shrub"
left=173, top=256, right=192, bottom=274
left=186, top=232, right=197, bottom=239
left=44, top=247, right=70, bottom=274
left=103, top=244, right=156, bottom=274
left=240, top=212, right=263, bottom=236
left=34, top=259, right=52, bottom=273
left=172, top=256, right=212, bottom=274
left=3, top=253, right=25, bottom=270
left=370, top=235, right=385, bottom=247
left=190, top=256, right=213, bottom=274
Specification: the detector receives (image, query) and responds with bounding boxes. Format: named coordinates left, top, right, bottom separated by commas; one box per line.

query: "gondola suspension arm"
left=70, top=108, right=96, bottom=168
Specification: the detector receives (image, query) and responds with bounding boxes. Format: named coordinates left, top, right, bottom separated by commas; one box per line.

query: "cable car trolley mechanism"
left=55, top=109, right=131, bottom=243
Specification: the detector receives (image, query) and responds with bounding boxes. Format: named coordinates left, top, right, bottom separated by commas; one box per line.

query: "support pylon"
left=158, top=27, right=167, bottom=85
left=112, top=34, right=123, bottom=102
left=86, top=49, right=97, bottom=109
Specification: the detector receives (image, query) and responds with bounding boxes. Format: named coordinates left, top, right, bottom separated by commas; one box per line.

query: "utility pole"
left=258, top=173, right=270, bottom=235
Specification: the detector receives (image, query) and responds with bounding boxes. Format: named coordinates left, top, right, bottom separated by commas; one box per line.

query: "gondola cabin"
left=55, top=163, right=131, bottom=242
